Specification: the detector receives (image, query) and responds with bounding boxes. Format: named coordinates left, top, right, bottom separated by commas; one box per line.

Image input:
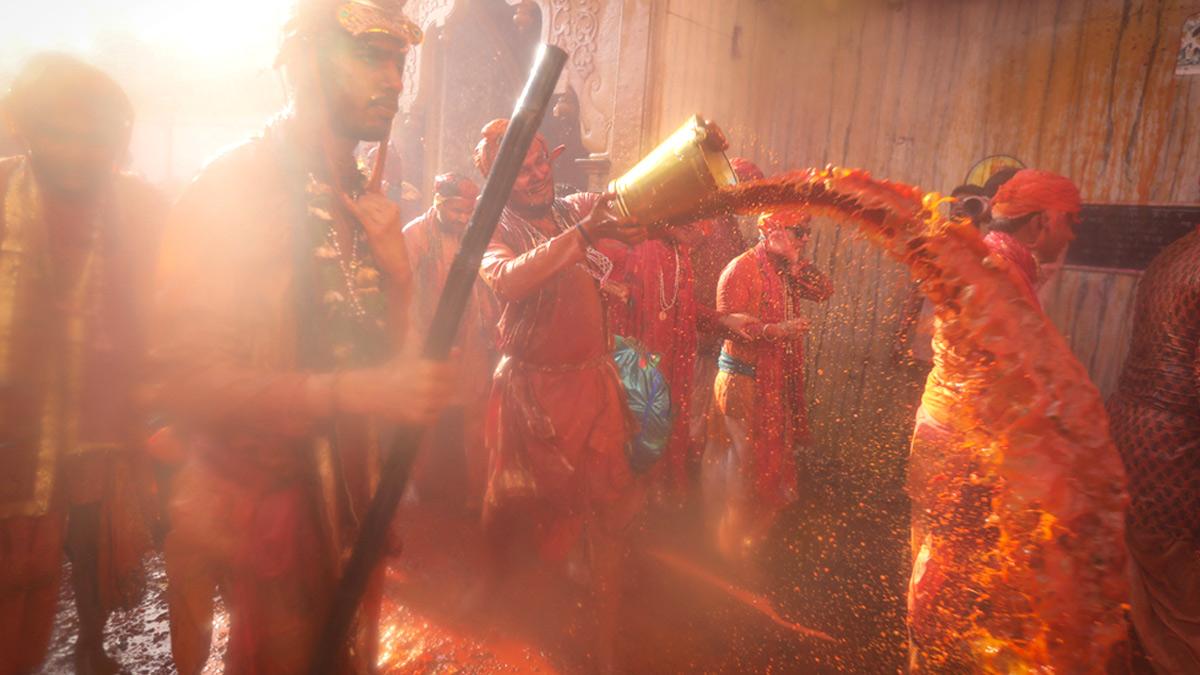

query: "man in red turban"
left=474, top=117, right=644, bottom=671
left=705, top=209, right=832, bottom=565
left=153, top=2, right=455, bottom=672
left=402, top=172, right=497, bottom=509
left=0, top=52, right=160, bottom=675
left=907, top=169, right=1080, bottom=669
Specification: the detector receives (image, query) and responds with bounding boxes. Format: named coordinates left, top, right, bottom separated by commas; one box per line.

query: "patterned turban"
left=282, top=0, right=422, bottom=59
left=473, top=118, right=509, bottom=178
left=472, top=118, right=551, bottom=178
left=991, top=169, right=1081, bottom=219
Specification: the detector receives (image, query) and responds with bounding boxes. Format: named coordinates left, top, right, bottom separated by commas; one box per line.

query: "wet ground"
left=39, top=466, right=909, bottom=674
left=39, top=555, right=228, bottom=674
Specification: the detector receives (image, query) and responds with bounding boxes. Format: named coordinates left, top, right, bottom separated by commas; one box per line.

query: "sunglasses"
left=951, top=195, right=990, bottom=220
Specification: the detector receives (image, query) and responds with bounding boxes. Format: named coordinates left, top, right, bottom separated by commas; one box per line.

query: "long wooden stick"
left=310, top=44, right=568, bottom=675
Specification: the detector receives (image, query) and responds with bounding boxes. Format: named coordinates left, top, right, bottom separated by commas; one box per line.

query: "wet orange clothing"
left=919, top=230, right=1039, bottom=425
left=906, top=230, right=1041, bottom=670
left=0, top=155, right=159, bottom=674
left=153, top=121, right=397, bottom=674
left=479, top=193, right=635, bottom=557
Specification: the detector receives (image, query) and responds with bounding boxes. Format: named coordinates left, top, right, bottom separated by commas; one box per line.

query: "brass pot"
left=608, top=115, right=737, bottom=227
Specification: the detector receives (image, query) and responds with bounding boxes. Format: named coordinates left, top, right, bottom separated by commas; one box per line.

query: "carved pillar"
left=545, top=0, right=659, bottom=185
left=401, top=0, right=662, bottom=193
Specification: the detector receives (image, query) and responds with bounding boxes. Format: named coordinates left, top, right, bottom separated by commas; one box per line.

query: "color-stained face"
left=320, top=31, right=408, bottom=142
left=665, top=219, right=706, bottom=247
left=510, top=138, right=557, bottom=212
left=1032, top=209, right=1078, bottom=264
left=764, top=227, right=809, bottom=265
left=21, top=103, right=127, bottom=197
left=436, top=196, right=476, bottom=231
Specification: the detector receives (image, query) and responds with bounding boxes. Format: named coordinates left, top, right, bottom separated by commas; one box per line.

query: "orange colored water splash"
left=701, top=168, right=1129, bottom=671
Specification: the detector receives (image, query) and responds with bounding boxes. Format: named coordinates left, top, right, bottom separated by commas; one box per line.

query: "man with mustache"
left=473, top=118, right=644, bottom=672
left=0, top=53, right=159, bottom=675
left=402, top=172, right=497, bottom=509
left=706, top=209, right=832, bottom=566
left=152, top=1, right=453, bottom=672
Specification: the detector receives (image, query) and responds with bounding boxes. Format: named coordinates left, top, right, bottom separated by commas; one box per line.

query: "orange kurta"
left=711, top=242, right=831, bottom=511
left=480, top=193, right=635, bottom=558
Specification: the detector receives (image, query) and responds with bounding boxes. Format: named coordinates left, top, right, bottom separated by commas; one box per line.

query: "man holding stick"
left=151, top=1, right=453, bottom=672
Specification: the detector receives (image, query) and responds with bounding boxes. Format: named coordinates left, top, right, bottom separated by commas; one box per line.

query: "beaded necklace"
left=657, top=242, right=681, bottom=321
left=502, top=200, right=613, bottom=286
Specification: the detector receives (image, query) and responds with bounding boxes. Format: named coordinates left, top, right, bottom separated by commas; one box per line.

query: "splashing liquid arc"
left=697, top=168, right=1129, bottom=671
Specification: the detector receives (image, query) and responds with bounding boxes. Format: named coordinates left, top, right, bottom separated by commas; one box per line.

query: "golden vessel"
left=608, top=115, right=737, bottom=226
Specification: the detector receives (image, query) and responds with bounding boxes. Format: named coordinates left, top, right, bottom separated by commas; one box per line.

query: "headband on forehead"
left=283, top=0, right=423, bottom=54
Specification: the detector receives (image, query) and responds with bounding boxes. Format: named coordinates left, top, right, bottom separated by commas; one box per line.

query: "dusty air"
left=1, top=0, right=1196, bottom=673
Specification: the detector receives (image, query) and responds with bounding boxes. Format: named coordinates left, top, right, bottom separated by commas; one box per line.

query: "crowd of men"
left=1, top=0, right=1198, bottom=674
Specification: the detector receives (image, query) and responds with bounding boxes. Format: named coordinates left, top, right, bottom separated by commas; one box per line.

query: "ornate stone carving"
left=548, top=0, right=601, bottom=87
left=400, top=0, right=457, bottom=108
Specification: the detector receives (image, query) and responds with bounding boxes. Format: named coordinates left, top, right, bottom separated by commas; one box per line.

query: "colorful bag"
left=612, top=336, right=672, bottom=473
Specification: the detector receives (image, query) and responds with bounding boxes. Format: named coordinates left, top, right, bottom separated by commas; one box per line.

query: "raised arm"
left=479, top=228, right=589, bottom=303
left=480, top=192, right=645, bottom=303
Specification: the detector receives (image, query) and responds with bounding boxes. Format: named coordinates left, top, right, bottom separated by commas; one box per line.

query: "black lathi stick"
left=309, top=44, right=567, bottom=674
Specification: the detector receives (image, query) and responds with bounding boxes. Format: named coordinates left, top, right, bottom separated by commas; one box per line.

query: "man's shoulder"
left=0, top=154, right=23, bottom=175
left=114, top=171, right=166, bottom=208
left=1145, top=227, right=1200, bottom=290
left=725, top=247, right=758, bottom=273
left=166, top=133, right=292, bottom=251
left=181, top=134, right=279, bottom=201
left=402, top=210, right=433, bottom=236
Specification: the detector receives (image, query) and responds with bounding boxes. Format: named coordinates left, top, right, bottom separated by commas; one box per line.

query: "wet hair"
left=4, top=52, right=133, bottom=136
left=433, top=172, right=479, bottom=199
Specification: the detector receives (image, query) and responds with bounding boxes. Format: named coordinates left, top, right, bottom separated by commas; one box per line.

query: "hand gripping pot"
left=611, top=336, right=672, bottom=473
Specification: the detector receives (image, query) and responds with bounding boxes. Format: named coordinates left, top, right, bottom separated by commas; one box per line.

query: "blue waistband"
left=718, top=350, right=756, bottom=378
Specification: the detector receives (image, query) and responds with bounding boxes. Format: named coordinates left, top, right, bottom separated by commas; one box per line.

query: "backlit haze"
left=1, top=0, right=296, bottom=189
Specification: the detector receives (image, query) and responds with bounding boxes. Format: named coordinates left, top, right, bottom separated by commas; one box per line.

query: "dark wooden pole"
left=309, top=44, right=568, bottom=674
